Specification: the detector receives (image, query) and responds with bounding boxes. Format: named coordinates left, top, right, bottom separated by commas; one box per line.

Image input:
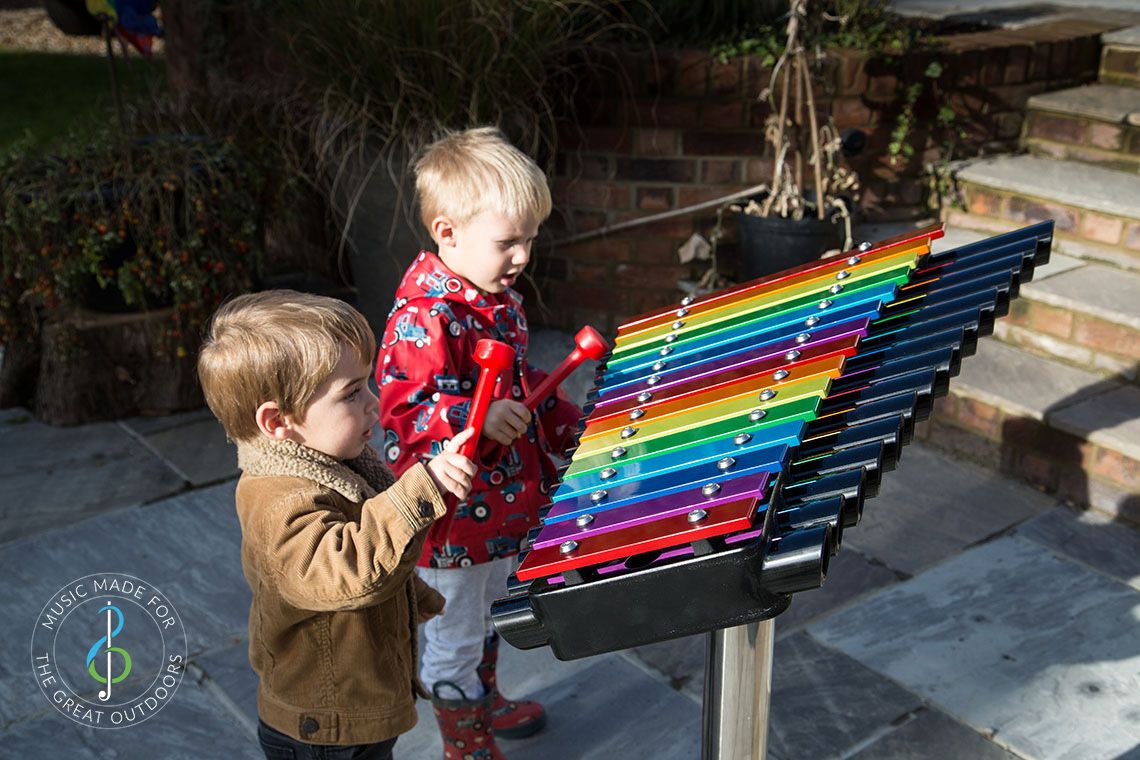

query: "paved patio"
left=1, top=330, right=1138, bottom=759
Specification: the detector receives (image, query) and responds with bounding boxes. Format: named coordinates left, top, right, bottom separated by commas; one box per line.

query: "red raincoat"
left=376, top=251, right=582, bottom=568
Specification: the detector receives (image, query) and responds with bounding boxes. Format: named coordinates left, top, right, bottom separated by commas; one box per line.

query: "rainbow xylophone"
left=491, top=220, right=1054, bottom=661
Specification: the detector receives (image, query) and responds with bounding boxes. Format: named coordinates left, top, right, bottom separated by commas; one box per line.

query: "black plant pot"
left=736, top=211, right=845, bottom=281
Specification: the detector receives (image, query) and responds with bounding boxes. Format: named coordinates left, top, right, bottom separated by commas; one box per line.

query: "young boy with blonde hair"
left=198, top=290, right=478, bottom=760
left=376, top=127, right=582, bottom=758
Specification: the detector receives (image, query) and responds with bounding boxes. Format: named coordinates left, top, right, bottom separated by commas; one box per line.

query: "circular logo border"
left=30, top=572, right=188, bottom=729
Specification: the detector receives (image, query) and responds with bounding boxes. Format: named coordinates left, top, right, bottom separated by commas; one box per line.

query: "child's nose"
left=512, top=246, right=530, bottom=267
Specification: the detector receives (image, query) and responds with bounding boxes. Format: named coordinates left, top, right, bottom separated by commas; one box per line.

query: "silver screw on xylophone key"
left=577, top=512, right=596, bottom=526
left=804, top=316, right=820, bottom=327
left=847, top=255, right=862, bottom=265
left=836, top=270, right=850, bottom=280
left=818, top=299, right=833, bottom=309
left=676, top=308, right=689, bottom=318
left=858, top=240, right=873, bottom=252
left=734, top=432, right=752, bottom=445
left=611, top=446, right=627, bottom=459
left=659, top=346, right=672, bottom=356
left=600, top=467, right=617, bottom=479
left=829, top=283, right=844, bottom=294
left=588, top=491, right=607, bottom=504
left=760, top=389, right=777, bottom=401
left=701, top=483, right=721, bottom=497
left=665, top=334, right=678, bottom=343
left=652, top=360, right=667, bottom=371
left=795, top=333, right=811, bottom=343
left=621, top=426, right=638, bottom=439
left=687, top=509, right=708, bottom=523
left=681, top=295, right=693, bottom=306
left=773, top=369, right=789, bottom=381
left=647, top=374, right=662, bottom=385
left=559, top=540, right=578, bottom=555
left=629, top=408, right=645, bottom=420
left=784, top=349, right=801, bottom=361
left=717, top=457, right=736, bottom=471
left=749, top=409, right=767, bottom=422
left=637, top=391, right=653, bottom=402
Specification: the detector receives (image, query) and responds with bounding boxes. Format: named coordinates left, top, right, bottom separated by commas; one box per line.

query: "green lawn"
left=0, top=49, right=163, bottom=152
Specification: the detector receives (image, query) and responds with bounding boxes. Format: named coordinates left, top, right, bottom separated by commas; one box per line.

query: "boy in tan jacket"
left=198, top=290, right=479, bottom=760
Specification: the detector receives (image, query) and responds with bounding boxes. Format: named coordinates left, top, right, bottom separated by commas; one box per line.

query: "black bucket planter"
left=736, top=211, right=845, bottom=281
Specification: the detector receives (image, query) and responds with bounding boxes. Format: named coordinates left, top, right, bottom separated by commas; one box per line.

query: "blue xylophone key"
left=557, top=419, right=805, bottom=493
left=543, top=443, right=791, bottom=525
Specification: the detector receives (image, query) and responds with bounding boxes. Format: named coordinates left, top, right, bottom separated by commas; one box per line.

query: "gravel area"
left=0, top=6, right=164, bottom=55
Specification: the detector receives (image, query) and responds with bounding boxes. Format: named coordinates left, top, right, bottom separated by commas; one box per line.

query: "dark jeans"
left=257, top=719, right=397, bottom=760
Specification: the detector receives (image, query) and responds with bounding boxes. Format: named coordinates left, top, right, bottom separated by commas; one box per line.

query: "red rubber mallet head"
left=458, top=339, right=516, bottom=459
left=524, top=325, right=609, bottom=410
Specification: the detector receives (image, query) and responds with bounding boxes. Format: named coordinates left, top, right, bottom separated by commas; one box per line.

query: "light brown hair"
left=197, top=290, right=376, bottom=442
left=414, top=126, right=552, bottom=232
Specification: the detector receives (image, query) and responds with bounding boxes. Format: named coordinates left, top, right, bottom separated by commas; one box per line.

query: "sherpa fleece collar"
left=236, top=437, right=396, bottom=503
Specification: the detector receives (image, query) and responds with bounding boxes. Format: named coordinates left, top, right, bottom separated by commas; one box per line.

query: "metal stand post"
left=701, top=618, right=775, bottom=760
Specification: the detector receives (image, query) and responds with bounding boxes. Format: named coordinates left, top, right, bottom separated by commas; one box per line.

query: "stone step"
left=1000, top=259, right=1140, bottom=384
left=918, top=338, right=1140, bottom=524
left=1023, top=84, right=1140, bottom=172
left=945, top=154, right=1140, bottom=271
left=1100, top=25, right=1140, bottom=88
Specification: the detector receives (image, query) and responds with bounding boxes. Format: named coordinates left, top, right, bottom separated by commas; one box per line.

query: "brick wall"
left=529, top=20, right=1107, bottom=335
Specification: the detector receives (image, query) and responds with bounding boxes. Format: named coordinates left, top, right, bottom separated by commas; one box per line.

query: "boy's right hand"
left=483, top=399, right=532, bottom=445
left=425, top=427, right=478, bottom=501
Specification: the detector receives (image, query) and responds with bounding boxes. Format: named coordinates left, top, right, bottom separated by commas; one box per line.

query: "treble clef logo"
left=85, top=601, right=131, bottom=702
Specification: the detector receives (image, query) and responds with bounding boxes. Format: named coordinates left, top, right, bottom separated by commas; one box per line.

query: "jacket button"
left=301, top=718, right=319, bottom=735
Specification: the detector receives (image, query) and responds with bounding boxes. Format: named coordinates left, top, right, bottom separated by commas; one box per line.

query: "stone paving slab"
left=120, top=407, right=216, bottom=436
left=1023, top=262, right=1140, bottom=330
left=137, top=416, right=238, bottom=486
left=769, top=632, right=923, bottom=759
left=0, top=410, right=186, bottom=545
left=844, top=442, right=1054, bottom=576
left=955, top=338, right=1119, bottom=421
left=849, top=706, right=1022, bottom=760
left=1016, top=506, right=1140, bottom=591
left=1028, top=84, right=1140, bottom=123
left=775, top=549, right=901, bottom=634
left=956, top=155, right=1140, bottom=219
left=1, top=676, right=262, bottom=760
left=810, top=536, right=1140, bottom=760
left=1048, top=383, right=1140, bottom=462
left=0, top=482, right=248, bottom=727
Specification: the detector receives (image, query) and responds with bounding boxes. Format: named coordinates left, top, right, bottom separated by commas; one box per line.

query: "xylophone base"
left=703, top=620, right=774, bottom=760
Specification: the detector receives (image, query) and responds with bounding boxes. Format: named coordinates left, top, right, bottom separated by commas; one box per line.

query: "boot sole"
left=495, top=713, right=547, bottom=740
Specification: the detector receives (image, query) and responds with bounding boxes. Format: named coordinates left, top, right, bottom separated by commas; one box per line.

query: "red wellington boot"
left=431, top=681, right=506, bottom=760
left=477, top=632, right=547, bottom=739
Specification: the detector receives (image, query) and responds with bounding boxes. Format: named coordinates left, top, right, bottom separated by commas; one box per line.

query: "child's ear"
left=430, top=215, right=457, bottom=248
left=255, top=401, right=294, bottom=440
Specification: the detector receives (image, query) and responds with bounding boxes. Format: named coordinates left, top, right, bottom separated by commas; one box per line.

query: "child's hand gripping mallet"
left=459, top=339, right=517, bottom=459
left=523, top=326, right=609, bottom=411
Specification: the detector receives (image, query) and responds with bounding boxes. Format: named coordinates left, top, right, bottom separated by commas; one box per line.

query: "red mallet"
left=524, top=325, right=609, bottom=411
left=459, top=339, right=517, bottom=459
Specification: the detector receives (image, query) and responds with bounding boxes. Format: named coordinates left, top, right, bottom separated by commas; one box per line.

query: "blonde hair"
left=197, top=290, right=376, bottom=442
left=415, top=126, right=552, bottom=232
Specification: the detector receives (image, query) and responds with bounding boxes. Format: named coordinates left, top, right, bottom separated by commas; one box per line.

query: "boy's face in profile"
left=436, top=210, right=538, bottom=295
left=284, top=346, right=378, bottom=460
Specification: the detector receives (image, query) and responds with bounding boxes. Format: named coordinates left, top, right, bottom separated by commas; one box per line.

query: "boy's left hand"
left=483, top=399, right=532, bottom=445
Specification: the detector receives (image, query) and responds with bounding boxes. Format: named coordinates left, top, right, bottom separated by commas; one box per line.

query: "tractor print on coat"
left=377, top=250, right=583, bottom=567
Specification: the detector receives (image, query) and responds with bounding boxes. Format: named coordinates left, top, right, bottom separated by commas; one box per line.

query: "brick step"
left=918, top=338, right=1140, bottom=524
left=945, top=154, right=1140, bottom=272
left=1000, top=257, right=1140, bottom=385
left=1023, top=84, right=1140, bottom=172
left=1100, top=26, right=1140, bottom=87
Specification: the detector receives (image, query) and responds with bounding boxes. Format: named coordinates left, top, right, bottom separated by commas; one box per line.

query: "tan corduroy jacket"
left=233, top=437, right=448, bottom=745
